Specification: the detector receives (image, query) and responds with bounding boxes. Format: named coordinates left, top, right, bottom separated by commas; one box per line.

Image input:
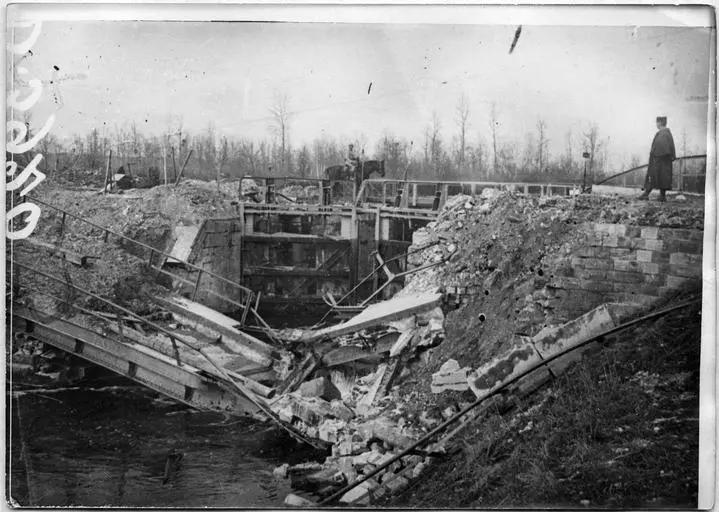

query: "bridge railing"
left=238, top=176, right=357, bottom=206
left=355, top=179, right=578, bottom=209
left=594, top=154, right=707, bottom=193
left=25, top=195, right=270, bottom=330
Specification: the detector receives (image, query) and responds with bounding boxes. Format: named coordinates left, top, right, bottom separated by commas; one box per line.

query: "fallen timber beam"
left=104, top=323, right=275, bottom=398
left=302, top=291, right=443, bottom=343
left=317, top=296, right=701, bottom=506
left=149, top=294, right=279, bottom=366
left=12, top=262, right=324, bottom=449
left=13, top=305, right=263, bottom=416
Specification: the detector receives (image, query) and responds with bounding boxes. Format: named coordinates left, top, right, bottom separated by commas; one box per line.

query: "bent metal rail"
left=10, top=261, right=325, bottom=449
left=25, top=194, right=274, bottom=334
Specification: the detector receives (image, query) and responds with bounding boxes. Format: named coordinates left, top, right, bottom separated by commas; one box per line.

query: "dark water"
left=7, top=376, right=321, bottom=507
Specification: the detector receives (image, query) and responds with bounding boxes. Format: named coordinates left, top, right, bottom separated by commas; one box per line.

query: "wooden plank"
left=150, top=295, right=279, bottom=366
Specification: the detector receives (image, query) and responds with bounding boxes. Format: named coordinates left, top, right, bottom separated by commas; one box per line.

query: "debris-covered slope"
left=271, top=190, right=703, bottom=507
left=11, top=180, right=244, bottom=314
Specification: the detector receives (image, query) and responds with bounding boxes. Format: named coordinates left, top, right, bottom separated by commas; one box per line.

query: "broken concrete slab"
left=532, top=302, right=640, bottom=376
left=431, top=363, right=470, bottom=393
left=467, top=341, right=548, bottom=399
left=389, top=330, right=414, bottom=358
left=165, top=225, right=201, bottom=263
left=304, top=290, right=444, bottom=343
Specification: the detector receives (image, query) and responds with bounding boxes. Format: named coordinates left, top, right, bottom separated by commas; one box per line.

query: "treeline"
left=23, top=94, right=663, bottom=186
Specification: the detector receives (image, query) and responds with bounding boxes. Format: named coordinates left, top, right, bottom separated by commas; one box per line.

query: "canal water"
left=7, top=374, right=322, bottom=507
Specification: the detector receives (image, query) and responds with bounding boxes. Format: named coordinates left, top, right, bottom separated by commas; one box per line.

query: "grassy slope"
left=392, top=301, right=701, bottom=508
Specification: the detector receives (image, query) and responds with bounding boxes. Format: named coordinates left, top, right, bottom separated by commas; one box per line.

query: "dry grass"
left=392, top=302, right=701, bottom=508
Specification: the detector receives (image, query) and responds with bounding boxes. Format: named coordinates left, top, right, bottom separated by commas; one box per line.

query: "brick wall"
left=524, top=222, right=704, bottom=329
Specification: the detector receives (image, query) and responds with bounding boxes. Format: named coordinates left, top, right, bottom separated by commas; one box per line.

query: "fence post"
left=59, top=212, right=66, bottom=239
left=116, top=314, right=126, bottom=343
left=169, top=336, right=182, bottom=366
left=103, top=150, right=113, bottom=194
left=191, top=269, right=203, bottom=301
left=679, top=158, right=686, bottom=191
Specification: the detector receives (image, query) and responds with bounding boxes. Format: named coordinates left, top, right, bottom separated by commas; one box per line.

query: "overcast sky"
left=13, top=20, right=713, bottom=169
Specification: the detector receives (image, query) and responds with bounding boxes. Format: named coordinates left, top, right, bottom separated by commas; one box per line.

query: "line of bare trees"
left=19, top=92, right=700, bottom=187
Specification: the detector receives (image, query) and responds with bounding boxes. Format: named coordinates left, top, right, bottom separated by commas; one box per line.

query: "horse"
left=324, top=160, right=385, bottom=202
left=324, top=159, right=386, bottom=183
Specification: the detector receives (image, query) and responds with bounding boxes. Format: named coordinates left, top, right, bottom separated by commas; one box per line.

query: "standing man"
left=345, top=144, right=359, bottom=176
left=639, top=116, right=676, bottom=202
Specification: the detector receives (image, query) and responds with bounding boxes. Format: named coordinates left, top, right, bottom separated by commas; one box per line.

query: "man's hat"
left=656, top=116, right=667, bottom=124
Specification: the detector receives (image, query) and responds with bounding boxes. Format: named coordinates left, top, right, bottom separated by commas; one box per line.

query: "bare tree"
left=489, top=102, right=499, bottom=174
left=269, top=92, right=291, bottom=174
left=536, top=118, right=548, bottom=173
left=563, top=129, right=574, bottom=174
left=582, top=123, right=602, bottom=178
left=455, top=93, right=470, bottom=171
left=429, top=112, right=443, bottom=178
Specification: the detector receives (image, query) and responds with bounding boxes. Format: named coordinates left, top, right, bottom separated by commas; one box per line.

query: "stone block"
left=613, top=259, right=639, bottom=272
left=636, top=250, right=652, bottom=262
left=572, top=257, right=612, bottom=270
left=575, top=269, right=608, bottom=281
left=639, top=262, right=663, bottom=274
left=611, top=282, right=660, bottom=295
left=666, top=275, right=699, bottom=289
left=594, top=224, right=627, bottom=236
left=669, top=264, right=702, bottom=278
left=606, top=270, right=645, bottom=283
left=625, top=226, right=642, bottom=238
left=663, top=239, right=703, bottom=254
left=580, top=280, right=614, bottom=292
left=669, top=252, right=703, bottom=266
left=637, top=238, right=665, bottom=251
left=659, top=228, right=704, bottom=241
left=649, top=251, right=671, bottom=264
left=641, top=227, right=659, bottom=239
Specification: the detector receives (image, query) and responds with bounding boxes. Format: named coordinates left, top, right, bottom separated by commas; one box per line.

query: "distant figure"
left=345, top=144, right=360, bottom=177
left=639, top=116, right=676, bottom=202
left=240, top=174, right=261, bottom=203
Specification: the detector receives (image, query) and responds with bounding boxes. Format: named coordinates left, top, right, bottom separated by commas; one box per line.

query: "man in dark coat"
left=639, top=116, right=676, bottom=202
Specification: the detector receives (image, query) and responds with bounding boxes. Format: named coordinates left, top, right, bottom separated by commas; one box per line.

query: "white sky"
left=11, top=18, right=713, bottom=168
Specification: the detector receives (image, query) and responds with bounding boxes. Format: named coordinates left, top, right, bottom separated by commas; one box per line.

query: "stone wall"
left=517, top=222, right=703, bottom=331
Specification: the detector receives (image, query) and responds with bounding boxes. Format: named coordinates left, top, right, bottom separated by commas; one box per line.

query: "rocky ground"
left=9, top=179, right=244, bottom=314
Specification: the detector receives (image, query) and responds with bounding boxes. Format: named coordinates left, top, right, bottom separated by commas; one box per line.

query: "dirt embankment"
left=381, top=191, right=703, bottom=507
left=11, top=180, right=244, bottom=315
